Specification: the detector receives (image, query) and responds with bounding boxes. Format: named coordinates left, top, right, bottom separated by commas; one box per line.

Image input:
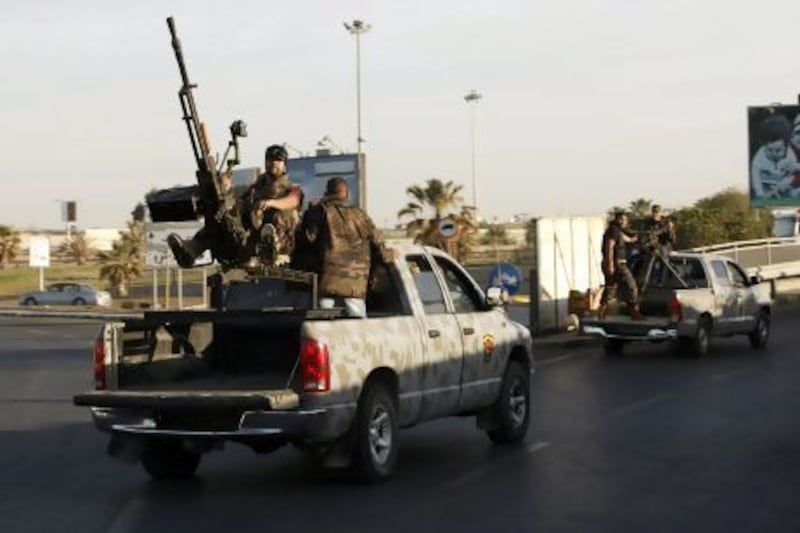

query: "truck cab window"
left=711, top=260, right=731, bottom=287
left=406, top=255, right=446, bottom=314
left=726, top=262, right=748, bottom=288
left=433, top=256, right=484, bottom=313
left=366, top=263, right=407, bottom=316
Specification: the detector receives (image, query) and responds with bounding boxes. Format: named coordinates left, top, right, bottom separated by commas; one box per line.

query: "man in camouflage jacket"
left=293, top=177, right=394, bottom=317
left=241, top=144, right=303, bottom=265
left=167, top=144, right=302, bottom=268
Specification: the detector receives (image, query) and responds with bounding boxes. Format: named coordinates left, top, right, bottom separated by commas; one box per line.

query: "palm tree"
left=98, top=220, right=144, bottom=297
left=0, top=225, right=21, bottom=269
left=57, top=233, right=95, bottom=265
left=627, top=198, right=653, bottom=219
left=397, top=179, right=476, bottom=261
left=398, top=179, right=464, bottom=220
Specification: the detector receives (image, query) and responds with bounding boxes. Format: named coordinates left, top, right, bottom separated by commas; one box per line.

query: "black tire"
left=748, top=311, right=770, bottom=349
left=691, top=317, right=712, bottom=358
left=603, top=339, right=626, bottom=357
left=23, top=297, right=37, bottom=306
left=72, top=297, right=86, bottom=306
left=141, top=440, right=201, bottom=481
left=487, top=360, right=530, bottom=444
left=353, top=382, right=399, bottom=483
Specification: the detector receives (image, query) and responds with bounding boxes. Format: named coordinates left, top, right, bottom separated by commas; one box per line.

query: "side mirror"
left=486, top=286, right=507, bottom=308
left=749, top=275, right=762, bottom=285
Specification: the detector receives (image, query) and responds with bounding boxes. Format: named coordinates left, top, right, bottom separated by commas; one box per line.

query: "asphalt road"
left=1, top=307, right=799, bottom=533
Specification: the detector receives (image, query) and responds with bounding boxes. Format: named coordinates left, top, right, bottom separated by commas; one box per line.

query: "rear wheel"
left=353, top=382, right=398, bottom=483
left=23, top=297, right=37, bottom=306
left=487, top=360, right=530, bottom=444
left=603, top=339, right=626, bottom=357
left=748, top=311, right=770, bottom=349
left=691, top=317, right=712, bottom=357
left=72, top=297, right=86, bottom=306
left=141, top=440, right=201, bottom=480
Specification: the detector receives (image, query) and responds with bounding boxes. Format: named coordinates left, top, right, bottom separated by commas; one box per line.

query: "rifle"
left=166, top=16, right=249, bottom=263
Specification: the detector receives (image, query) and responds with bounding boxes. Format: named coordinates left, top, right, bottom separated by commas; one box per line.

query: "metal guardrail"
left=683, top=237, right=800, bottom=280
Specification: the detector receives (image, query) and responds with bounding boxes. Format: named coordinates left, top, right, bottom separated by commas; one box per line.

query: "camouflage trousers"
left=600, top=262, right=638, bottom=305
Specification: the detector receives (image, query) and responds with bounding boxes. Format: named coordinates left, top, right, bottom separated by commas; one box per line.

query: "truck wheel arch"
left=507, top=346, right=531, bottom=374
left=359, top=368, right=399, bottom=407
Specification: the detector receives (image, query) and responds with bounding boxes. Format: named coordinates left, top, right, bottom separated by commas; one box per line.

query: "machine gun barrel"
left=166, top=16, right=221, bottom=201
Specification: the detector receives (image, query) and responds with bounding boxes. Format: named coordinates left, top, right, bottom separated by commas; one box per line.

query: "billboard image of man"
left=748, top=106, right=800, bottom=206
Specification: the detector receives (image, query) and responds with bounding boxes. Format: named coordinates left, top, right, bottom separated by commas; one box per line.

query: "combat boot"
left=597, top=303, right=608, bottom=320
left=630, top=304, right=645, bottom=321
left=256, top=223, right=278, bottom=266
left=167, top=233, right=201, bottom=269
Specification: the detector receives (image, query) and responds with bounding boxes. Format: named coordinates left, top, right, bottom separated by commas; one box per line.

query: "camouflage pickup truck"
left=580, top=252, right=772, bottom=357
left=74, top=244, right=533, bottom=482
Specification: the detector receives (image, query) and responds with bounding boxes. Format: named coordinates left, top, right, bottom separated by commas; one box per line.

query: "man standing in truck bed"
left=293, top=177, right=394, bottom=317
left=599, top=211, right=642, bottom=320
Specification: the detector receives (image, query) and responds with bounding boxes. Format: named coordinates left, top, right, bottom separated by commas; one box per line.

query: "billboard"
left=287, top=152, right=364, bottom=211
left=748, top=105, right=800, bottom=207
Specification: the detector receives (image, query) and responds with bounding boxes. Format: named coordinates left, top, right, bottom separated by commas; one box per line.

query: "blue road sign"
left=487, top=262, right=523, bottom=296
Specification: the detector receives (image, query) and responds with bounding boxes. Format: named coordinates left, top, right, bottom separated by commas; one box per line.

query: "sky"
left=2, top=0, right=799, bottom=230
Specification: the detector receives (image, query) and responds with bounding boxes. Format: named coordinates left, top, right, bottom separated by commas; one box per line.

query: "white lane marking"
left=711, top=368, right=757, bottom=382
left=536, top=352, right=576, bottom=367
left=441, top=441, right=551, bottom=489
left=610, top=393, right=673, bottom=418
left=106, top=495, right=147, bottom=533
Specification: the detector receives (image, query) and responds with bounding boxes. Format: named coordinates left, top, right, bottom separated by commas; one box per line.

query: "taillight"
left=668, top=294, right=682, bottom=323
left=93, top=338, right=106, bottom=390
left=300, top=338, right=330, bottom=392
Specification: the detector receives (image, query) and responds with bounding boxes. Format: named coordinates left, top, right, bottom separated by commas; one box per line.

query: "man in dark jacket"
left=599, top=211, right=642, bottom=320
left=293, top=177, right=394, bottom=317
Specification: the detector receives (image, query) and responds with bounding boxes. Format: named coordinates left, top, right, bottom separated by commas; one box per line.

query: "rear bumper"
left=581, top=323, right=678, bottom=341
left=90, top=406, right=330, bottom=440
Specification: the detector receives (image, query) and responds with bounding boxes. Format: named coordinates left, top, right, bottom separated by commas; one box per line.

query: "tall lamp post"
left=344, top=20, right=370, bottom=160
left=464, top=89, right=483, bottom=213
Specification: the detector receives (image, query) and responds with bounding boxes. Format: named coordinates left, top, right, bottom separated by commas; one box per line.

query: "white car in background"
left=18, top=283, right=112, bottom=307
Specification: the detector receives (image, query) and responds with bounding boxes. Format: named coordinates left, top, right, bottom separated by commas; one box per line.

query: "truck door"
left=432, top=255, right=507, bottom=412
left=709, top=260, right=735, bottom=334
left=726, top=261, right=755, bottom=333
left=405, top=254, right=464, bottom=420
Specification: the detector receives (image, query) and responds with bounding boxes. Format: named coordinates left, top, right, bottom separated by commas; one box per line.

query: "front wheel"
left=72, top=297, right=86, bottom=306
left=141, top=440, right=201, bottom=480
left=353, top=382, right=399, bottom=483
left=23, top=297, right=37, bottom=306
left=748, top=311, right=770, bottom=349
left=487, top=361, right=530, bottom=444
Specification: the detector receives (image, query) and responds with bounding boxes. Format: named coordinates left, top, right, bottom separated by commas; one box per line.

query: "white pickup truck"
left=579, top=252, right=772, bottom=357
left=74, top=244, right=533, bottom=482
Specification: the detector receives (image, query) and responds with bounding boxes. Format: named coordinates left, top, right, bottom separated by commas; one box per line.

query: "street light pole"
left=344, top=20, right=370, bottom=160
left=464, top=89, right=482, bottom=213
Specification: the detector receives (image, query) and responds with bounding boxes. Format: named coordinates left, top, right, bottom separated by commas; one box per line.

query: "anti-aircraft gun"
left=145, top=17, right=317, bottom=309
left=145, top=17, right=252, bottom=268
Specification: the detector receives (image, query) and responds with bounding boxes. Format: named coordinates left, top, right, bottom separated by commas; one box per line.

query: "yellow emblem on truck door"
left=482, top=333, right=495, bottom=359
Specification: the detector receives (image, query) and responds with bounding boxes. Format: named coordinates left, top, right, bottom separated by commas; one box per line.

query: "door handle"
left=462, top=327, right=475, bottom=335
left=428, top=329, right=441, bottom=338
